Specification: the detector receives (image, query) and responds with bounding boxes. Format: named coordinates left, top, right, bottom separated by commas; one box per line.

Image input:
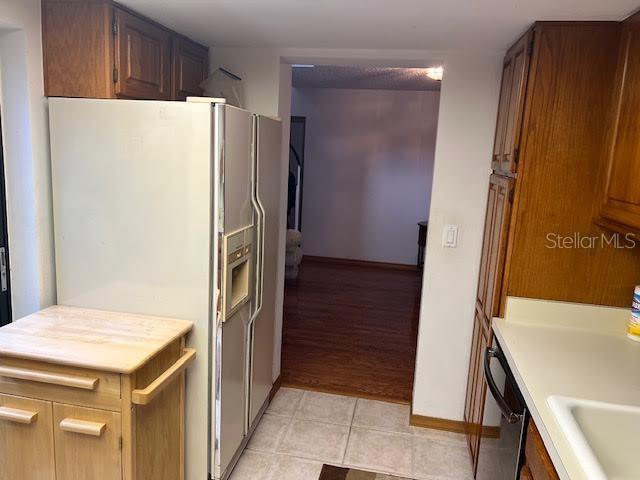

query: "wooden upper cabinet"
left=42, top=0, right=115, bottom=99
left=492, top=31, right=533, bottom=175
left=114, top=7, right=171, bottom=100
left=492, top=59, right=513, bottom=170
left=600, top=13, right=640, bottom=232
left=42, top=0, right=208, bottom=102
left=171, top=37, right=209, bottom=100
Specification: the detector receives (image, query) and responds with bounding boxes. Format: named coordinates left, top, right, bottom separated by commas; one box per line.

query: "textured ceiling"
left=292, top=66, right=441, bottom=91
left=118, top=0, right=636, bottom=51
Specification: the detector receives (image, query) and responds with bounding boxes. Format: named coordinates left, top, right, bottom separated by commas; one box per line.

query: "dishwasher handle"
left=484, top=347, right=523, bottom=424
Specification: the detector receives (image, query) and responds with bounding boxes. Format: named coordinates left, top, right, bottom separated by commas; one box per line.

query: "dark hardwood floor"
left=281, top=257, right=422, bottom=404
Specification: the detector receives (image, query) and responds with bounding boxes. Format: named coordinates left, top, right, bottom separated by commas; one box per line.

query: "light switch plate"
left=442, top=224, right=458, bottom=248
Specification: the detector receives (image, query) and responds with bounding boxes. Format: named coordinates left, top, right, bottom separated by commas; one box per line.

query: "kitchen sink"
left=548, top=395, right=640, bottom=480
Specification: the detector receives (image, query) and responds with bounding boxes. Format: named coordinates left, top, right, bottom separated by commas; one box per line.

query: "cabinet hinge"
left=508, top=189, right=515, bottom=204
left=112, top=19, right=118, bottom=36
left=113, top=67, right=118, bottom=83
left=528, top=37, right=535, bottom=57
left=513, top=147, right=520, bottom=164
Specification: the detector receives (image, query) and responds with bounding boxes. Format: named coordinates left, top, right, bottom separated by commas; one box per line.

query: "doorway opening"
left=0, top=114, right=12, bottom=326
left=288, top=116, right=306, bottom=230
left=281, top=64, right=441, bottom=403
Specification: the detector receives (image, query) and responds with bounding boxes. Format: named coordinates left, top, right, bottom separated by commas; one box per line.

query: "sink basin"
left=548, top=396, right=640, bottom=480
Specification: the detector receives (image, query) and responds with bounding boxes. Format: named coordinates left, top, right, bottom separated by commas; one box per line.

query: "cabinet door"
left=463, top=314, right=491, bottom=473
left=525, top=420, right=560, bottom=480
left=464, top=174, right=514, bottom=473
left=42, top=0, right=115, bottom=98
left=600, top=14, right=640, bottom=232
left=476, top=174, right=515, bottom=333
left=114, top=7, right=171, bottom=100
left=492, top=32, right=533, bottom=175
left=171, top=37, right=209, bottom=100
left=53, top=403, right=122, bottom=480
left=0, top=394, right=55, bottom=480
left=492, top=59, right=514, bottom=171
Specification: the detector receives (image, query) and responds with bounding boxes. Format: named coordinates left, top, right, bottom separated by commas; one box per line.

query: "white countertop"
left=493, top=297, right=640, bottom=480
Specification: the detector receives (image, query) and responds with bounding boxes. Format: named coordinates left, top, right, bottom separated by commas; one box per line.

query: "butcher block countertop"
left=0, top=305, right=193, bottom=373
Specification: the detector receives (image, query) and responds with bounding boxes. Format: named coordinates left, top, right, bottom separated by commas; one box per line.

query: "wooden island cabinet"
left=42, top=0, right=209, bottom=101
left=0, top=305, right=195, bottom=480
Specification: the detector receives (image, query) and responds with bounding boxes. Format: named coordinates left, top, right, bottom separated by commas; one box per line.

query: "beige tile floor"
left=229, top=388, right=475, bottom=480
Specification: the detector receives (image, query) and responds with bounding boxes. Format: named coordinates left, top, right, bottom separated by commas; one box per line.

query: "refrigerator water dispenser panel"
left=223, top=227, right=253, bottom=320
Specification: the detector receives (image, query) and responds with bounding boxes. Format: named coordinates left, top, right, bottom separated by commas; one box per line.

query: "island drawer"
left=0, top=357, right=121, bottom=411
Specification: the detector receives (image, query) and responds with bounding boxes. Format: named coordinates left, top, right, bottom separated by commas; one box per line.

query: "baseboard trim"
left=303, top=255, right=418, bottom=272
left=410, top=414, right=500, bottom=438
left=268, top=375, right=282, bottom=402
left=281, top=380, right=410, bottom=405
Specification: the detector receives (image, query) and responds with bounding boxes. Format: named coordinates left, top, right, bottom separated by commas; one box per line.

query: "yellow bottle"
left=628, top=286, right=640, bottom=342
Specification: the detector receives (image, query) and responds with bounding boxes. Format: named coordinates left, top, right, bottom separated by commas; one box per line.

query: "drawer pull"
left=0, top=365, right=99, bottom=390
left=60, top=418, right=106, bottom=437
left=132, top=348, right=196, bottom=406
left=0, top=406, right=38, bottom=424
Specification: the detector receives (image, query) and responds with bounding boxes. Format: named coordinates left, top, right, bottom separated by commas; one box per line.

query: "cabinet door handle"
left=0, top=365, right=99, bottom=390
left=132, top=348, right=196, bottom=406
left=0, top=406, right=38, bottom=424
left=59, top=418, right=106, bottom=437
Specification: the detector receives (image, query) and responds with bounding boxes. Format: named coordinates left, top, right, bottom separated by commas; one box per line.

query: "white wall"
left=412, top=55, right=501, bottom=422
left=292, top=87, right=439, bottom=265
left=0, top=0, right=55, bottom=319
left=273, top=63, right=291, bottom=381
left=211, top=47, right=502, bottom=421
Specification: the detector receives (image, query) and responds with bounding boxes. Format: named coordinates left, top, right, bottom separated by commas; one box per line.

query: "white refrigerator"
left=48, top=98, right=283, bottom=480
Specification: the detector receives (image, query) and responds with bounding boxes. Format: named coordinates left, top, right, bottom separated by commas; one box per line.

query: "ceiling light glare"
left=425, top=66, right=444, bottom=81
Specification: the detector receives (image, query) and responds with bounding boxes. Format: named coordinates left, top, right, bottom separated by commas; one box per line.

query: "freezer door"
left=217, top=306, right=250, bottom=478
left=249, top=116, right=283, bottom=428
left=219, top=104, right=254, bottom=234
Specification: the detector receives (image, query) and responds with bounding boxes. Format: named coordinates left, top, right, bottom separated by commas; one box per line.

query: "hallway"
left=281, top=258, right=422, bottom=403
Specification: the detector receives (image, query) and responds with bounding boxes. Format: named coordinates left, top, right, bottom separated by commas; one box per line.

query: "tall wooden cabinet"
left=464, top=21, right=640, bottom=476
left=475, top=175, right=514, bottom=338
left=42, top=0, right=209, bottom=101
left=464, top=174, right=514, bottom=464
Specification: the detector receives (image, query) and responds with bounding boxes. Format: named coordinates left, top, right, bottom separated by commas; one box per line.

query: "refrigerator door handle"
left=248, top=131, right=265, bottom=326
left=255, top=120, right=267, bottom=315
left=249, top=194, right=262, bottom=324
left=255, top=192, right=266, bottom=314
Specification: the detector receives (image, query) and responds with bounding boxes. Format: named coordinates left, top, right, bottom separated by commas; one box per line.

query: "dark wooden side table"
left=417, top=220, right=428, bottom=267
